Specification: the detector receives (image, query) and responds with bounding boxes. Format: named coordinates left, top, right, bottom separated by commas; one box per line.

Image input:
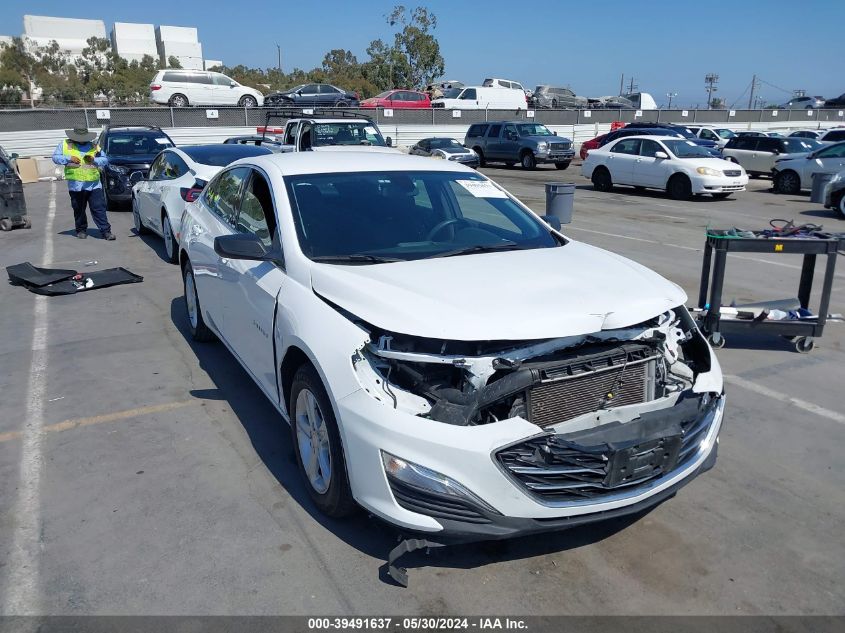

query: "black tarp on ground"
left=6, top=262, right=143, bottom=295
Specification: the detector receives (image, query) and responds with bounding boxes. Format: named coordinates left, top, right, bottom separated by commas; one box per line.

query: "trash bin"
left=811, top=172, right=834, bottom=204
left=545, top=182, right=575, bottom=224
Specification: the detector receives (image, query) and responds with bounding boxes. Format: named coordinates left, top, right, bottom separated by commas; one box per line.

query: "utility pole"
left=666, top=92, right=677, bottom=109
left=276, top=43, right=282, bottom=73
left=628, top=76, right=637, bottom=94
left=748, top=74, right=757, bottom=109
left=705, top=73, right=719, bottom=109
left=619, top=73, right=624, bottom=96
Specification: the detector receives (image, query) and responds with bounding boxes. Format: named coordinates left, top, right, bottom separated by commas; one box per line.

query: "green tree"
left=0, top=38, right=38, bottom=105
left=384, top=5, right=444, bottom=89
left=167, top=55, right=182, bottom=69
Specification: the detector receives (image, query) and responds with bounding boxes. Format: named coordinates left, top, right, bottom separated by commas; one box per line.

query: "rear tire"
left=169, top=93, right=189, bottom=107
left=774, top=170, right=801, bottom=195
left=183, top=261, right=214, bottom=342
left=667, top=174, right=692, bottom=200
left=520, top=151, right=537, bottom=170
left=555, top=161, right=571, bottom=170
left=335, top=100, right=350, bottom=108
left=290, top=364, right=356, bottom=518
left=835, top=192, right=845, bottom=219
left=473, top=148, right=486, bottom=167
left=238, top=95, right=257, bottom=108
left=162, top=213, right=178, bottom=264
left=591, top=167, right=613, bottom=192
left=0, top=218, right=11, bottom=231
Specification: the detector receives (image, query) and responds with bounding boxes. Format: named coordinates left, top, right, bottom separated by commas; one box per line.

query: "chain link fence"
left=2, top=106, right=844, bottom=133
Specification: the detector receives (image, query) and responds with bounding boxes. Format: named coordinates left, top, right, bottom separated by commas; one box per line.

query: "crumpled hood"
left=310, top=241, right=687, bottom=341
left=107, top=155, right=158, bottom=167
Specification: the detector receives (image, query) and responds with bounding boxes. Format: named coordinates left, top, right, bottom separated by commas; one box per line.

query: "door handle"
left=219, top=257, right=229, bottom=265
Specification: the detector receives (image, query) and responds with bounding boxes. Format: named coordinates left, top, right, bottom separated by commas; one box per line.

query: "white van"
left=149, top=70, right=265, bottom=108
left=431, top=86, right=527, bottom=110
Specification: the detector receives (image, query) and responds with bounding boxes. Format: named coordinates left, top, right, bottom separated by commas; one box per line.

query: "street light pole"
left=666, top=92, right=678, bottom=109
left=276, top=44, right=282, bottom=73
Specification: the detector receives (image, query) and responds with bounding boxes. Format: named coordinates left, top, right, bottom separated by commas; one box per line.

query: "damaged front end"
left=353, top=306, right=719, bottom=428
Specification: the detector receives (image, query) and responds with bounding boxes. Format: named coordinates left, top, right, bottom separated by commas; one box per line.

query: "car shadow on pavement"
left=799, top=208, right=842, bottom=221
left=169, top=297, right=659, bottom=584
left=135, top=229, right=174, bottom=264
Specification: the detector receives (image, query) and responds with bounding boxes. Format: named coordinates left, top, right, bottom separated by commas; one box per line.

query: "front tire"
left=520, top=151, right=537, bottom=170
left=182, top=261, right=214, bottom=342
left=774, top=170, right=801, bottom=195
left=132, top=197, right=150, bottom=235
left=473, top=148, right=486, bottom=167
left=667, top=174, right=692, bottom=200
left=712, top=192, right=732, bottom=199
left=833, top=192, right=845, bottom=219
left=162, top=213, right=178, bottom=264
left=555, top=161, right=571, bottom=170
left=591, top=167, right=613, bottom=192
left=290, top=364, right=356, bottom=518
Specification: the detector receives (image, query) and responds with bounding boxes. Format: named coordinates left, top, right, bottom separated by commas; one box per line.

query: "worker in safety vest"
left=51, top=127, right=114, bottom=240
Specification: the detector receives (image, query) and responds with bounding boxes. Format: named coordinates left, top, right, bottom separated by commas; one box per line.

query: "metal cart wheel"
left=793, top=336, right=815, bottom=354
left=23, top=218, right=32, bottom=229
left=707, top=332, right=726, bottom=349
left=0, top=218, right=12, bottom=231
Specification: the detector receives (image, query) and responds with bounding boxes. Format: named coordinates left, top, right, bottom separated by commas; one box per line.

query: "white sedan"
left=772, top=141, right=845, bottom=194
left=582, top=136, right=748, bottom=200
left=176, top=151, right=724, bottom=577
left=132, top=144, right=272, bottom=263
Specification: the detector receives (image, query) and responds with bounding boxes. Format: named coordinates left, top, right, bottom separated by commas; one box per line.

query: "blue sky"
left=3, top=0, right=843, bottom=107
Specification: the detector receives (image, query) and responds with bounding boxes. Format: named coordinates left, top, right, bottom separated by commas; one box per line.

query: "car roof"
left=236, top=151, right=475, bottom=177
left=287, top=118, right=372, bottom=124
left=607, top=135, right=680, bottom=142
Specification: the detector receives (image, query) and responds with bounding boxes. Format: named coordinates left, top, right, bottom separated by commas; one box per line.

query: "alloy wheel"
left=295, top=388, right=332, bottom=494
left=184, top=271, right=198, bottom=329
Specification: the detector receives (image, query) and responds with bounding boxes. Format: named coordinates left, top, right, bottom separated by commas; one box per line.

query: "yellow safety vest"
left=63, top=140, right=102, bottom=182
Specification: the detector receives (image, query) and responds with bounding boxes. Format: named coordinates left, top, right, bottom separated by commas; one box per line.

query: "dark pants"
left=69, top=187, right=111, bottom=235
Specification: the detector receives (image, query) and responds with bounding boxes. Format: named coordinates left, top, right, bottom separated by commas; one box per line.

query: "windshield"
left=311, top=122, right=386, bottom=147
left=783, top=139, right=822, bottom=153
left=517, top=124, right=554, bottom=137
left=662, top=140, right=714, bottom=158
left=715, top=129, right=736, bottom=139
left=285, top=171, right=558, bottom=263
left=106, top=133, right=172, bottom=156
left=429, top=138, right=463, bottom=149
left=373, top=91, right=393, bottom=99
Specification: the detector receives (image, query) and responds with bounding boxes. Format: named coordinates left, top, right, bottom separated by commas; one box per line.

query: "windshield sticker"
left=154, top=138, right=170, bottom=144
left=457, top=180, right=508, bottom=198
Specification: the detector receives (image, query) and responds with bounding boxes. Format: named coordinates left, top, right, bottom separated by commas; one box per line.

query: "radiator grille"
left=550, top=141, right=572, bottom=151
left=723, top=169, right=742, bottom=177
left=527, top=350, right=655, bottom=428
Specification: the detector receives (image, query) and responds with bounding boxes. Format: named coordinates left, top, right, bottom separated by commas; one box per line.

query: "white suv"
left=178, top=151, right=725, bottom=584
left=686, top=125, right=737, bottom=149
left=149, top=70, right=264, bottom=107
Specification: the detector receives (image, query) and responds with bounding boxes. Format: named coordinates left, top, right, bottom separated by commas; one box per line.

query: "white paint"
left=724, top=374, right=845, bottom=426
left=729, top=110, right=736, bottom=117
left=1, top=182, right=56, bottom=614
left=583, top=110, right=591, bottom=118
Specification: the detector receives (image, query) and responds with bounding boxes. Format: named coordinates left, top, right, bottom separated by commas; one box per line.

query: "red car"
left=359, top=89, right=431, bottom=108
left=580, top=134, right=607, bottom=160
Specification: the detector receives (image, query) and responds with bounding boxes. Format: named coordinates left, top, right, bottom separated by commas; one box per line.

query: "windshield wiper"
left=311, top=254, right=403, bottom=264
left=427, top=241, right=525, bottom=259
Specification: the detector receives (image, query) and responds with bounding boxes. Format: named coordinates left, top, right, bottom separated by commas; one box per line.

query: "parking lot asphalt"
left=1, top=166, right=844, bottom=616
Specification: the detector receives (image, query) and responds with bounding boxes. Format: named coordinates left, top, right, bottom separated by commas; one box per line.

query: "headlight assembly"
left=107, top=165, right=129, bottom=175
left=536, top=142, right=548, bottom=152
left=696, top=166, right=723, bottom=176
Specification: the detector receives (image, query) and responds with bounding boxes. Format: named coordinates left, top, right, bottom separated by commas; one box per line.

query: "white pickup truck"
left=259, top=112, right=399, bottom=153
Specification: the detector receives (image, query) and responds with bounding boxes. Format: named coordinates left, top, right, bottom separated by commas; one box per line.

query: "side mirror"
left=386, top=136, right=393, bottom=147
left=230, top=81, right=237, bottom=88
left=553, top=131, right=558, bottom=136
left=296, top=89, right=302, bottom=95
left=214, top=233, right=272, bottom=261
left=9, top=153, right=19, bottom=159
left=654, top=151, right=669, bottom=159
left=541, top=215, right=562, bottom=230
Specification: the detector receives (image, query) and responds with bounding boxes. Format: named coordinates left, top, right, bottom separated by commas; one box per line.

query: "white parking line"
left=567, top=225, right=845, bottom=279
left=1, top=182, right=55, bottom=614
left=724, top=374, right=845, bottom=426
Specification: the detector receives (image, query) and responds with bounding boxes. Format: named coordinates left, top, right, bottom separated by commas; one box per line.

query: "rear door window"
left=487, top=124, right=502, bottom=138
left=611, top=139, right=641, bottom=155
left=467, top=124, right=488, bottom=138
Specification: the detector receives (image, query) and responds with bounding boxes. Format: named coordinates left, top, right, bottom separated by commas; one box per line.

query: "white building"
left=204, top=59, right=223, bottom=70
left=111, top=22, right=158, bottom=64
left=23, top=15, right=106, bottom=58
left=155, top=25, right=203, bottom=70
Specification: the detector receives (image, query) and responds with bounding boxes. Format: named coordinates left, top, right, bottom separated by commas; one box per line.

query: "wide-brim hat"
left=65, top=127, right=96, bottom=143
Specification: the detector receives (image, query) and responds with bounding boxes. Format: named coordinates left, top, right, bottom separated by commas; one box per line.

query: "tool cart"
left=696, top=233, right=841, bottom=353
left=0, top=149, right=30, bottom=231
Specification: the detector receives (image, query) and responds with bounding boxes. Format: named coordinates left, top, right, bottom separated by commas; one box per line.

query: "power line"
left=730, top=77, right=753, bottom=109
left=756, top=77, right=792, bottom=95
